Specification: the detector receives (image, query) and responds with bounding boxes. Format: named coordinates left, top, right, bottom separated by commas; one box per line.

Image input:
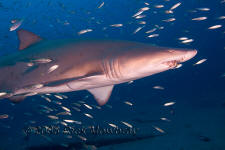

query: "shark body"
left=0, top=30, right=197, bottom=105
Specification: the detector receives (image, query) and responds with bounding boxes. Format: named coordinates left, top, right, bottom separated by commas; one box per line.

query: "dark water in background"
left=0, top=0, right=225, bottom=150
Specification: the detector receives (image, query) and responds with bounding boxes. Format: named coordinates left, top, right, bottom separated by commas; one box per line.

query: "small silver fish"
left=154, top=5, right=164, bottom=8
left=135, top=15, right=146, bottom=19
left=98, top=2, right=104, bottom=8
left=124, top=101, right=133, bottom=106
left=208, top=25, right=222, bottom=30
left=140, top=7, right=150, bottom=11
left=163, top=102, right=175, bottom=106
left=78, top=29, right=93, bottom=35
left=146, top=28, right=157, bottom=34
left=47, top=115, right=59, bottom=120
left=108, top=123, right=118, bottom=128
left=153, top=86, right=165, bottom=90
left=170, top=2, right=181, bottom=10
left=41, top=95, right=51, bottom=102
left=165, top=10, right=173, bottom=14
left=48, top=65, right=59, bottom=73
left=181, top=39, right=194, bottom=43
left=133, top=26, right=144, bottom=34
left=175, top=64, right=182, bottom=69
left=84, top=113, right=93, bottom=119
left=217, top=16, right=225, bottom=20
left=163, top=18, right=176, bottom=22
left=152, top=125, right=165, bottom=133
left=191, top=17, right=207, bottom=21
left=147, top=34, right=159, bottom=38
left=77, top=135, right=87, bottom=141
left=0, top=92, right=7, bottom=97
left=138, top=21, right=146, bottom=25
left=83, top=104, right=93, bottom=109
left=110, top=24, right=123, bottom=27
left=54, top=95, right=63, bottom=100
left=64, top=120, right=82, bottom=125
left=121, top=121, right=133, bottom=128
left=193, top=59, right=207, bottom=65
left=32, top=58, right=52, bottom=64
left=10, top=19, right=23, bottom=31
left=61, top=106, right=71, bottom=112
left=178, top=37, right=188, bottom=41
left=56, top=111, right=71, bottom=116
left=160, top=118, right=171, bottom=122
left=197, top=8, right=210, bottom=11
left=60, top=121, right=68, bottom=126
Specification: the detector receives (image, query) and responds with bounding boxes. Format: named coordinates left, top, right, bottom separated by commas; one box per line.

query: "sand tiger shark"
left=0, top=29, right=197, bottom=105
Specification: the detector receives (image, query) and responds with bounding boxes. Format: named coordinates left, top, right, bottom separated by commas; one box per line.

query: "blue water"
left=0, top=0, right=225, bottom=150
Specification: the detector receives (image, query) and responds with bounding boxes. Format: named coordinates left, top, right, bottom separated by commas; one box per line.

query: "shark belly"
left=12, top=74, right=118, bottom=106
left=13, top=74, right=116, bottom=95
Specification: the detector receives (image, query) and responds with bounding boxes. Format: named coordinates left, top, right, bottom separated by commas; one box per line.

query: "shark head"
left=117, top=46, right=197, bottom=80
left=155, top=48, right=197, bottom=69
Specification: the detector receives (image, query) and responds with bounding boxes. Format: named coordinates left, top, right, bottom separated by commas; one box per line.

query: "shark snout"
left=184, top=50, right=197, bottom=61
left=169, top=49, right=197, bottom=63
left=181, top=49, right=198, bottom=62
left=162, top=49, right=197, bottom=69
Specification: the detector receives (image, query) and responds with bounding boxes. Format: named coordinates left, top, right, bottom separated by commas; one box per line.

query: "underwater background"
left=0, top=0, right=225, bottom=150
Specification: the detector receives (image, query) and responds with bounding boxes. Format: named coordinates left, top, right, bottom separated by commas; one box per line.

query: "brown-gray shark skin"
left=0, top=29, right=197, bottom=105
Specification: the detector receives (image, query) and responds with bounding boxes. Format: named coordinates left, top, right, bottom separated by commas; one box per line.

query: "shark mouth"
left=162, top=60, right=180, bottom=69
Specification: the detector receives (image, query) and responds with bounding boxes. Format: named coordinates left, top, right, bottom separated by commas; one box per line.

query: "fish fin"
left=17, top=29, right=42, bottom=50
left=87, top=85, right=114, bottom=106
left=9, top=96, right=26, bottom=103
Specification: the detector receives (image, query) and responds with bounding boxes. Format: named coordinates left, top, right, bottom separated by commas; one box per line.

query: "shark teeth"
left=163, top=60, right=179, bottom=69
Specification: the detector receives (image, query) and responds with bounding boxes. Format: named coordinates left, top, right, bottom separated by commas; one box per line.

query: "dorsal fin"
left=87, top=85, right=114, bottom=106
left=17, top=29, right=42, bottom=50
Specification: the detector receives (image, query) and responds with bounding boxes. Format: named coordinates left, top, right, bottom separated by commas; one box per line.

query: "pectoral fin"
left=87, top=85, right=114, bottom=106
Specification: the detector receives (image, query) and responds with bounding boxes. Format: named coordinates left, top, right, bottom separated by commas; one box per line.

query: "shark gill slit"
left=102, top=58, right=116, bottom=80
left=109, top=59, right=116, bottom=79
left=109, top=58, right=120, bottom=79
left=111, top=58, right=121, bottom=79
left=101, top=59, right=109, bottom=79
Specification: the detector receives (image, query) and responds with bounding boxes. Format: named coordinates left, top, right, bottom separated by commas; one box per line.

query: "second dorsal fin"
left=17, top=29, right=43, bottom=50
